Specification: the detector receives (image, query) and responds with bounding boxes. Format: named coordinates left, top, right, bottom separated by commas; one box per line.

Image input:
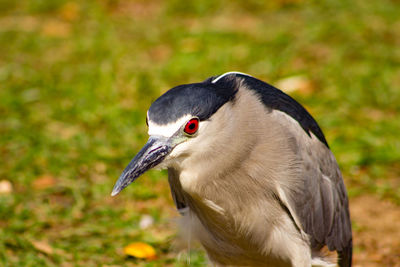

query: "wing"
left=225, top=73, right=352, bottom=266
left=278, top=118, right=353, bottom=267
left=300, top=137, right=351, bottom=262
left=167, top=168, right=187, bottom=213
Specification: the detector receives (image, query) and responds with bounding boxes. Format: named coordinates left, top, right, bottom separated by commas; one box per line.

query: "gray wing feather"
left=284, top=128, right=352, bottom=266
left=304, top=143, right=351, bottom=249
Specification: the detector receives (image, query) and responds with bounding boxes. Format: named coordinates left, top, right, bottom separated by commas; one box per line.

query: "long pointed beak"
left=111, top=136, right=172, bottom=196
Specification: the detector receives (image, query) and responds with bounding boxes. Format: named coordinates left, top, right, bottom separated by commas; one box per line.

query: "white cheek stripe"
left=148, top=114, right=192, bottom=137
left=211, top=71, right=252, bottom=83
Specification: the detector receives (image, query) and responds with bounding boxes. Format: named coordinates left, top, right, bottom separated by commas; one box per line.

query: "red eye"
left=184, top=118, right=199, bottom=135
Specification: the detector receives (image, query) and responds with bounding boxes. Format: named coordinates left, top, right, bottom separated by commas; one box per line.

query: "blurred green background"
left=0, top=0, right=399, bottom=266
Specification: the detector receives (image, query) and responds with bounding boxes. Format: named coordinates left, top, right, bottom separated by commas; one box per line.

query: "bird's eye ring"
left=184, top=118, right=199, bottom=135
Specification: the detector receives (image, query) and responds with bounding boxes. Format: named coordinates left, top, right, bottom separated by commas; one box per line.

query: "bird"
left=111, top=72, right=352, bottom=267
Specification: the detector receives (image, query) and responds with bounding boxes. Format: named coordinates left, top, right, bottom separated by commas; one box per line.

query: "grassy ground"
left=0, top=0, right=399, bottom=266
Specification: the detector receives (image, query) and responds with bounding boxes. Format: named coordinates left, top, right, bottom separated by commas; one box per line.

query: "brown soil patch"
left=351, top=195, right=400, bottom=266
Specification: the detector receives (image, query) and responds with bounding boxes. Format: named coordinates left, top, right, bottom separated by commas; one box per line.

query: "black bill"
left=111, top=136, right=172, bottom=196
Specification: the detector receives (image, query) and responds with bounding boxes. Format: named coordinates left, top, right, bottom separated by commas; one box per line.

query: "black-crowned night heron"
left=111, top=72, right=352, bottom=267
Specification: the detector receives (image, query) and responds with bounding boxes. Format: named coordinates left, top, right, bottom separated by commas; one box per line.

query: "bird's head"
left=111, top=72, right=248, bottom=196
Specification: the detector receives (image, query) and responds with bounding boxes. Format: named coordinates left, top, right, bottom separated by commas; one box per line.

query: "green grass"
left=0, top=0, right=399, bottom=265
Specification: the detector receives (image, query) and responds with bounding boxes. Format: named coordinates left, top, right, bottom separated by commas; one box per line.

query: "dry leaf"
left=0, top=180, right=13, bottom=194
left=276, top=75, right=314, bottom=95
left=31, top=240, right=54, bottom=255
left=33, top=175, right=56, bottom=190
left=123, top=242, right=156, bottom=260
left=31, top=240, right=68, bottom=257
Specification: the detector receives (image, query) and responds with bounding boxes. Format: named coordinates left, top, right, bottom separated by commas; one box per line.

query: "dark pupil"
left=189, top=123, right=195, bottom=130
